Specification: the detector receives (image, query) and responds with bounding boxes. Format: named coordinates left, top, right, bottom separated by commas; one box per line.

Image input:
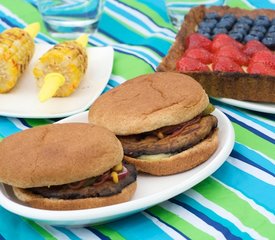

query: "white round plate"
left=0, top=44, right=113, bottom=118
left=0, top=109, right=234, bottom=226
left=215, top=97, right=275, bottom=114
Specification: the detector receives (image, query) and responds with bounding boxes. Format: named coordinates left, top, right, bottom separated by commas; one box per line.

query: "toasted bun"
left=89, top=72, right=209, bottom=135
left=0, top=123, right=123, bottom=188
left=13, top=182, right=137, bottom=210
left=123, top=129, right=218, bottom=175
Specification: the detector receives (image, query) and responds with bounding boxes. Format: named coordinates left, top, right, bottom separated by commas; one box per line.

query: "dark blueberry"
left=250, top=25, right=267, bottom=33
left=229, top=32, right=244, bottom=41
left=249, top=30, right=265, bottom=39
left=216, top=19, right=234, bottom=29
left=197, top=27, right=212, bottom=34
left=254, top=15, right=270, bottom=27
left=238, top=16, right=254, bottom=26
left=233, top=22, right=250, bottom=32
left=262, top=37, right=275, bottom=49
left=205, top=12, right=220, bottom=20
left=271, top=18, right=275, bottom=25
left=231, top=26, right=248, bottom=35
left=222, top=14, right=237, bottom=23
left=268, top=25, right=275, bottom=33
left=212, top=27, right=228, bottom=35
left=244, top=34, right=261, bottom=42
left=199, top=19, right=217, bottom=29
left=265, top=32, right=275, bottom=38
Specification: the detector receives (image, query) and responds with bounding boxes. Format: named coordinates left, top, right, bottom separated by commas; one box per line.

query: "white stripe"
left=216, top=106, right=275, bottom=139
left=110, top=0, right=175, bottom=38
left=7, top=118, right=29, bottom=130
left=110, top=74, right=126, bottom=84
left=227, top=156, right=275, bottom=185
left=245, top=113, right=275, bottom=127
left=67, top=227, right=101, bottom=240
left=213, top=177, right=275, bottom=224
left=160, top=202, right=227, bottom=240
left=38, top=224, right=70, bottom=240
left=143, top=212, right=188, bottom=240
left=105, top=7, right=174, bottom=43
left=185, top=189, right=269, bottom=240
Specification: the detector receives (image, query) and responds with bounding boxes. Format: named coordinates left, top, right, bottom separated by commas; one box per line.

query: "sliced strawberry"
left=211, top=34, right=243, bottom=53
left=248, top=62, right=275, bottom=76
left=185, top=33, right=212, bottom=51
left=212, top=56, right=244, bottom=73
left=243, top=40, right=269, bottom=57
left=215, top=45, right=249, bottom=66
left=250, top=50, right=275, bottom=69
left=176, top=57, right=210, bottom=72
left=183, top=48, right=213, bottom=64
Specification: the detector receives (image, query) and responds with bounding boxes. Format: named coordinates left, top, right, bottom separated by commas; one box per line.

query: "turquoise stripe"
left=138, top=0, right=169, bottom=21
left=234, top=143, right=275, bottom=174
left=107, top=213, right=173, bottom=240
left=213, top=161, right=275, bottom=213
left=0, top=117, right=22, bottom=137
left=55, top=227, right=81, bottom=240
left=0, top=207, right=44, bottom=240
left=108, top=79, right=120, bottom=87
left=175, top=194, right=253, bottom=240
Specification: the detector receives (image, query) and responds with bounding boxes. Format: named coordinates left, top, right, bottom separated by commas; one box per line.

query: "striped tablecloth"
left=0, top=0, right=274, bottom=239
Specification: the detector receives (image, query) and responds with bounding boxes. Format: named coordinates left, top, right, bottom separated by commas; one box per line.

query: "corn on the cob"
left=33, top=34, right=88, bottom=102
left=0, top=23, right=39, bottom=93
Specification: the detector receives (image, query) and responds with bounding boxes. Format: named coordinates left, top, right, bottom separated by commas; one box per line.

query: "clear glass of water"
left=37, top=0, right=105, bottom=38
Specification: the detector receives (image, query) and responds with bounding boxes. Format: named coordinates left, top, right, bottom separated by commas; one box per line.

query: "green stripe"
left=147, top=205, right=215, bottom=240
left=233, top=123, right=275, bottom=160
left=92, top=225, right=125, bottom=240
left=23, top=218, right=57, bottom=240
left=23, top=119, right=54, bottom=128
left=225, top=0, right=253, bottom=9
left=113, top=52, right=154, bottom=79
left=119, top=0, right=175, bottom=30
left=194, top=178, right=275, bottom=239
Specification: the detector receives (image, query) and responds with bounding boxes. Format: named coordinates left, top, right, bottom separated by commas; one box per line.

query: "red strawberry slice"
left=176, top=57, right=210, bottom=72
left=183, top=48, right=213, bottom=64
left=211, top=34, right=243, bottom=53
left=248, top=62, right=275, bottom=76
left=250, top=50, right=275, bottom=69
left=215, top=45, right=249, bottom=66
left=185, top=33, right=212, bottom=51
left=243, top=40, right=269, bottom=57
left=212, top=56, right=244, bottom=73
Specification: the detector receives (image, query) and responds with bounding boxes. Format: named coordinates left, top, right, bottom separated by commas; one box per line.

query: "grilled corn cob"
left=33, top=34, right=88, bottom=102
left=0, top=23, right=40, bottom=93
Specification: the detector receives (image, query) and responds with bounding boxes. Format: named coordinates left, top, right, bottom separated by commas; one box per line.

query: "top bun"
left=0, top=123, right=123, bottom=188
left=89, top=72, right=209, bottom=135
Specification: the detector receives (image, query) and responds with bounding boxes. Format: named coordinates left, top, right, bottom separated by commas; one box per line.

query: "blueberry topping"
left=197, top=27, right=212, bottom=34
left=262, top=37, right=275, bottom=49
left=249, top=30, right=264, bottom=39
left=254, top=15, right=270, bottom=27
left=212, top=27, right=228, bottom=35
left=265, top=32, right=275, bottom=38
left=244, top=34, right=261, bottom=42
left=205, top=12, right=220, bottom=20
left=271, top=18, right=275, bottom=25
left=222, top=14, right=237, bottom=23
left=231, top=26, right=248, bottom=35
left=250, top=25, right=267, bottom=33
left=199, top=19, right=218, bottom=29
left=238, top=16, right=254, bottom=26
left=216, top=19, right=234, bottom=29
left=233, top=22, right=250, bottom=32
left=268, top=25, right=275, bottom=33
left=229, top=32, right=244, bottom=41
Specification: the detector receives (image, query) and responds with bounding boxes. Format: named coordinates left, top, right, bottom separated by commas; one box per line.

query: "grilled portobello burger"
left=88, top=72, right=219, bottom=176
left=0, top=123, right=137, bottom=210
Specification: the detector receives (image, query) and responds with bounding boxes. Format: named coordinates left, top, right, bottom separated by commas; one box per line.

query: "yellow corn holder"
left=0, top=22, right=40, bottom=93
left=33, top=34, right=88, bottom=102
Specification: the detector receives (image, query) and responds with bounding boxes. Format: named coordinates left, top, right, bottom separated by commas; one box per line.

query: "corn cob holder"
left=33, top=34, right=88, bottom=102
left=0, top=23, right=40, bottom=93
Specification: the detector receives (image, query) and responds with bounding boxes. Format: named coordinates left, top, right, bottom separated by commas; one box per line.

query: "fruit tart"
left=157, top=5, right=275, bottom=103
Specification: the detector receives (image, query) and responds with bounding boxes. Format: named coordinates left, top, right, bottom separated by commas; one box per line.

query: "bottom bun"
left=124, top=129, right=218, bottom=175
left=13, top=182, right=137, bottom=210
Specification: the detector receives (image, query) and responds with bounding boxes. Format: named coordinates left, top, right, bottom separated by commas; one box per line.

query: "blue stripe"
left=145, top=210, right=190, bottom=240
left=234, top=143, right=275, bottom=174
left=213, top=161, right=275, bottom=213
left=244, top=0, right=275, bottom=9
left=106, top=213, right=174, bottom=240
left=231, top=149, right=275, bottom=177
left=108, top=79, right=120, bottom=88
left=0, top=207, right=43, bottom=240
left=0, top=117, right=22, bottom=137
left=0, top=233, right=5, bottom=240
left=54, top=227, right=81, bottom=240
left=86, top=227, right=110, bottom=240
left=167, top=0, right=224, bottom=8
left=0, top=11, right=25, bottom=28
left=174, top=194, right=254, bottom=240
left=170, top=198, right=243, bottom=240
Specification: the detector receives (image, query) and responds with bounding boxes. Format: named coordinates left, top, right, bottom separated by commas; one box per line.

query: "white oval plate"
left=0, top=109, right=234, bottom=226
left=215, top=97, right=275, bottom=114
left=0, top=44, right=113, bottom=118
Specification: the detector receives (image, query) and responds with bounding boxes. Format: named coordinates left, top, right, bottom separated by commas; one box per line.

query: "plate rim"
left=0, top=109, right=235, bottom=224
